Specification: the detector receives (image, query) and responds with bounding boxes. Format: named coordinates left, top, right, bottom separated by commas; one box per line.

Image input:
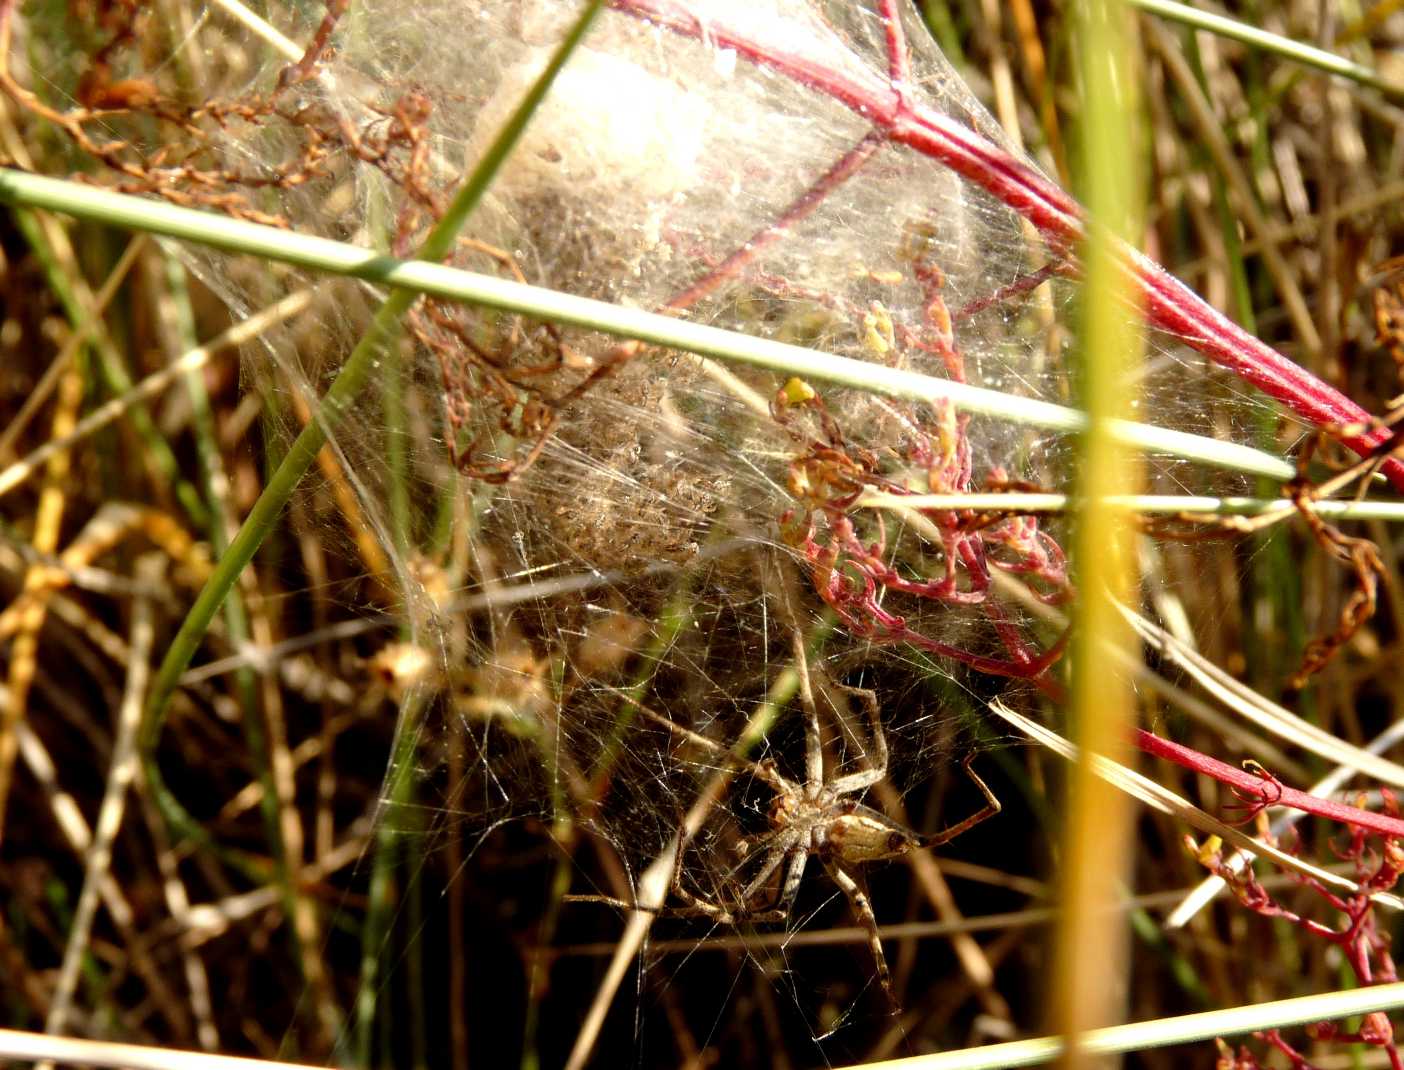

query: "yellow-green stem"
left=1055, top=0, right=1146, bottom=1063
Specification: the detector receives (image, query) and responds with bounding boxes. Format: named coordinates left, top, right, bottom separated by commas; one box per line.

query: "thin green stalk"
left=347, top=690, right=424, bottom=1069
left=405, top=826, right=427, bottom=1070
left=1129, top=0, right=1404, bottom=101
left=522, top=842, right=573, bottom=1070
left=365, top=177, right=411, bottom=562
left=1184, top=30, right=1257, bottom=340
left=0, top=167, right=1299, bottom=484
left=383, top=335, right=411, bottom=561
left=1183, top=28, right=1307, bottom=693
left=522, top=658, right=573, bottom=1070
left=159, top=252, right=339, bottom=1036
left=1127, top=904, right=1212, bottom=1009
left=160, top=252, right=262, bottom=725
left=136, top=0, right=607, bottom=850
left=920, top=0, right=965, bottom=68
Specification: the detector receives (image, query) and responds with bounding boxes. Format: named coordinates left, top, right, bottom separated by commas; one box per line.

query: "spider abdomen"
left=825, top=802, right=924, bottom=864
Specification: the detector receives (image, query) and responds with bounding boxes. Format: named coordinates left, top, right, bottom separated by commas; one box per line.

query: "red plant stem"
left=610, top=0, right=1404, bottom=490
left=1134, top=728, right=1404, bottom=840
left=878, top=0, right=911, bottom=85
left=666, top=131, right=884, bottom=311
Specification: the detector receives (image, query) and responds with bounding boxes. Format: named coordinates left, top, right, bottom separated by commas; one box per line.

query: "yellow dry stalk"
left=0, top=357, right=83, bottom=841
left=0, top=500, right=217, bottom=839
left=0, top=504, right=214, bottom=643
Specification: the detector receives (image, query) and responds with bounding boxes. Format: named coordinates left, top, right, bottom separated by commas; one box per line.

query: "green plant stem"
left=136, top=0, right=607, bottom=850
left=522, top=659, right=572, bottom=1070
left=348, top=690, right=425, bottom=1069
left=383, top=335, right=411, bottom=561
left=1129, top=0, right=1404, bottom=101
left=1056, top=0, right=1144, bottom=1057
left=588, top=590, right=693, bottom=791
left=0, top=167, right=1298, bottom=484
left=160, top=254, right=260, bottom=716
left=136, top=289, right=399, bottom=850
left=160, top=252, right=340, bottom=1036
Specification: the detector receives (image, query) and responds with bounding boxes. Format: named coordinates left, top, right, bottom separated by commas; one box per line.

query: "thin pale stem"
left=45, top=554, right=159, bottom=1034
left=857, top=491, right=1404, bottom=521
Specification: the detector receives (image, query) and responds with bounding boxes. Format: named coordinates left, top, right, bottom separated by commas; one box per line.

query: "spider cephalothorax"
left=756, top=763, right=929, bottom=866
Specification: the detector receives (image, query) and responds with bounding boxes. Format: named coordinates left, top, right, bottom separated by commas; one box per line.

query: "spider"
left=575, top=665, right=1001, bottom=1010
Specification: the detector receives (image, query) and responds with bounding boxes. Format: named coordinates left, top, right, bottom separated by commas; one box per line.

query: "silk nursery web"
left=176, top=0, right=1297, bottom=639
left=12, top=0, right=1395, bottom=1052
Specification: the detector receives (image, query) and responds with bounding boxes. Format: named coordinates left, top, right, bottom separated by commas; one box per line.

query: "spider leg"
left=753, top=757, right=798, bottom=798
left=562, top=892, right=643, bottom=911
left=792, top=628, right=824, bottom=797
left=919, top=754, right=1002, bottom=848
left=851, top=685, right=887, bottom=775
left=665, top=829, right=802, bottom=924
left=593, top=684, right=800, bottom=798
left=731, top=832, right=805, bottom=922
left=563, top=892, right=776, bottom=923
left=826, top=685, right=887, bottom=796
left=824, top=859, right=900, bottom=1012
left=570, top=834, right=799, bottom=924
left=769, top=840, right=811, bottom=918
left=565, top=839, right=717, bottom=918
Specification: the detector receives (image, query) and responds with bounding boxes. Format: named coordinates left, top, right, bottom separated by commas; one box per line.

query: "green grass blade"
left=1130, top=0, right=1404, bottom=100
left=0, top=168, right=1298, bottom=483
